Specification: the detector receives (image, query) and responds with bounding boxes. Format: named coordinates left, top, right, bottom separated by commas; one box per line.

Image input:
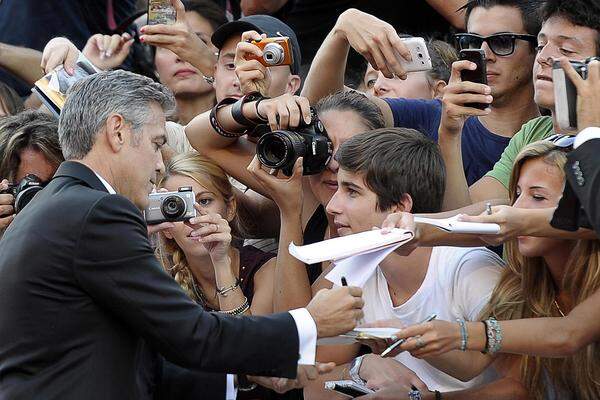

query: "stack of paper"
left=414, top=215, right=500, bottom=234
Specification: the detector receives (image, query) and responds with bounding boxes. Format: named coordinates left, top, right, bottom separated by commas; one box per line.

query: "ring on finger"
left=269, top=168, right=277, bottom=175
left=415, top=336, right=426, bottom=349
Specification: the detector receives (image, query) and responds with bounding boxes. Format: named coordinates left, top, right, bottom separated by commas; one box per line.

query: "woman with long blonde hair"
left=375, top=140, right=600, bottom=399
left=156, top=151, right=276, bottom=316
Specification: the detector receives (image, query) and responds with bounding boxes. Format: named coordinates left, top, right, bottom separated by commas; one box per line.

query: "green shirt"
left=485, top=116, right=555, bottom=189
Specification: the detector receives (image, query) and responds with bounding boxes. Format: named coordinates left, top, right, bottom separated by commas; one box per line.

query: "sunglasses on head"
left=545, top=134, right=576, bottom=150
left=455, top=33, right=537, bottom=57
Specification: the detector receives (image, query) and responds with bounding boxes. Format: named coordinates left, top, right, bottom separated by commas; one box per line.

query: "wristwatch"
left=348, top=355, right=366, bottom=385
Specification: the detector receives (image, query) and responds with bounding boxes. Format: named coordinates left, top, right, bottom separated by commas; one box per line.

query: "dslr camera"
left=256, top=110, right=333, bottom=176
left=0, top=174, right=45, bottom=214
left=553, top=57, right=600, bottom=131
left=144, top=187, right=196, bottom=225
left=249, top=37, right=294, bottom=68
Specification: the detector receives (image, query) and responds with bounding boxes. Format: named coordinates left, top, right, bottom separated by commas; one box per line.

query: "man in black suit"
left=0, top=70, right=364, bottom=399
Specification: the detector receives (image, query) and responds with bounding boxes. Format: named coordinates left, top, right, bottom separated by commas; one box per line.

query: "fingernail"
left=140, top=27, right=146, bottom=33
left=140, top=36, right=145, bottom=42
left=486, top=95, right=493, bottom=102
left=485, top=86, right=491, bottom=94
left=106, top=51, right=112, bottom=57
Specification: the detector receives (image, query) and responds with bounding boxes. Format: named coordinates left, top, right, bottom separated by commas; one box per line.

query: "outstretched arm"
left=0, top=42, right=43, bottom=85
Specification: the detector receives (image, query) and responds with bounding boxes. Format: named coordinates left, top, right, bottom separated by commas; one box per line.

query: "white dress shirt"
left=93, top=171, right=317, bottom=399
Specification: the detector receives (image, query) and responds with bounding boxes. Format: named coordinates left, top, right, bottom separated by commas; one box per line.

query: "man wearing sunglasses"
left=441, top=0, right=600, bottom=211
left=301, top=0, right=542, bottom=196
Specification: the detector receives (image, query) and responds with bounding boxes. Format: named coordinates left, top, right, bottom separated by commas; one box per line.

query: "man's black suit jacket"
left=0, top=161, right=300, bottom=399
left=552, top=138, right=600, bottom=234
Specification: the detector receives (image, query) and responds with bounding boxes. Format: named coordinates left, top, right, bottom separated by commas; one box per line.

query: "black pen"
left=341, top=276, right=348, bottom=286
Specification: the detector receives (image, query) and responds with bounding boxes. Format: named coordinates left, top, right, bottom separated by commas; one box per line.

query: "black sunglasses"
left=455, top=33, right=537, bottom=56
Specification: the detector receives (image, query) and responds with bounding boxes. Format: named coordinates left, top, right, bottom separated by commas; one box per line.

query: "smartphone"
left=147, top=0, right=176, bottom=25
left=459, top=49, right=488, bottom=110
left=399, top=37, right=432, bottom=73
left=553, top=59, right=587, bottom=132
left=325, top=380, right=374, bottom=398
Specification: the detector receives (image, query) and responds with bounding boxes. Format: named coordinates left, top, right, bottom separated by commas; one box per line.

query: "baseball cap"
left=211, top=15, right=301, bottom=74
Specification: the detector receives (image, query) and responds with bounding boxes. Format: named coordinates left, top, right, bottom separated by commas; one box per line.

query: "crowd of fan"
left=0, top=0, right=599, bottom=399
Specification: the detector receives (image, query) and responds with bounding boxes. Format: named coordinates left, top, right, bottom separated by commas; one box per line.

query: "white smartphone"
left=399, top=37, right=432, bottom=73
left=325, top=380, right=374, bottom=398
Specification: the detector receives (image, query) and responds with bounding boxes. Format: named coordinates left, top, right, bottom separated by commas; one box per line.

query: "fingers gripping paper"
left=288, top=228, right=414, bottom=287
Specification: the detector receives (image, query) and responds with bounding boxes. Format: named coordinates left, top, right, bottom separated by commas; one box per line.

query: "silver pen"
left=381, top=313, right=437, bottom=357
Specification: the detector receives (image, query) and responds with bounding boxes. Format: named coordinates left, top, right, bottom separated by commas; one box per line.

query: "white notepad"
left=414, top=215, right=500, bottom=234
left=318, top=327, right=400, bottom=345
left=288, top=228, right=413, bottom=265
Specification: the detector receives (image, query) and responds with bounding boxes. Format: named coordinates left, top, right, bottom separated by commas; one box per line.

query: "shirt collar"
left=94, top=172, right=116, bottom=194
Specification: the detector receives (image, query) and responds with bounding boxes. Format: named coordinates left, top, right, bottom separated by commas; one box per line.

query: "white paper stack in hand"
left=317, top=327, right=399, bottom=345
left=288, top=228, right=413, bottom=265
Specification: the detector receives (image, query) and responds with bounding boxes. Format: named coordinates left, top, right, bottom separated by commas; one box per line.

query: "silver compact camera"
left=144, top=187, right=196, bottom=225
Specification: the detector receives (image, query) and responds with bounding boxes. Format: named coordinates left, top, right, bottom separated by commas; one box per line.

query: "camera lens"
left=14, top=186, right=43, bottom=213
left=161, top=195, right=186, bottom=220
left=257, top=131, right=306, bottom=170
left=262, top=43, right=285, bottom=65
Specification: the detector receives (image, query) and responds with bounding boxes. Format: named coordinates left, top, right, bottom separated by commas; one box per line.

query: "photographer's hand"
left=83, top=33, right=134, bottom=71
left=247, top=156, right=303, bottom=215
left=257, top=93, right=312, bottom=131
left=187, top=207, right=232, bottom=265
left=235, top=30, right=271, bottom=96
left=560, top=57, right=600, bottom=131
left=440, top=60, right=492, bottom=137
left=334, top=9, right=412, bottom=79
left=140, top=0, right=216, bottom=78
left=0, top=179, right=15, bottom=231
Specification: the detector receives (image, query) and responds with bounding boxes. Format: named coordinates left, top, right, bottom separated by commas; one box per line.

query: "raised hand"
left=440, top=60, right=492, bottom=136
left=235, top=30, right=271, bottom=96
left=40, top=37, right=80, bottom=75
left=139, top=0, right=215, bottom=76
left=257, top=93, right=312, bottom=131
left=0, top=179, right=15, bottom=231
left=187, top=206, right=232, bottom=263
left=559, top=57, right=600, bottom=131
left=83, top=33, right=134, bottom=71
left=306, top=286, right=364, bottom=338
left=247, top=156, right=303, bottom=214
left=334, top=9, right=412, bottom=79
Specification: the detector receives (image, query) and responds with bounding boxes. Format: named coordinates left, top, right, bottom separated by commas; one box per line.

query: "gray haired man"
left=0, top=70, right=364, bottom=400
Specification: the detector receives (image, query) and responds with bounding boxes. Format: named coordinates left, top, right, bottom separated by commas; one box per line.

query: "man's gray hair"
left=58, top=70, right=175, bottom=160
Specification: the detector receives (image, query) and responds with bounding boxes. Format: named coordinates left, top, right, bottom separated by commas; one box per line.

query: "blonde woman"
left=367, top=140, right=600, bottom=400
left=156, top=152, right=276, bottom=316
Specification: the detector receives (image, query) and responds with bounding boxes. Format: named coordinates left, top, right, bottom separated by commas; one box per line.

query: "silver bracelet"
left=217, top=279, right=240, bottom=297
left=484, top=317, right=503, bottom=354
left=456, top=318, right=468, bottom=351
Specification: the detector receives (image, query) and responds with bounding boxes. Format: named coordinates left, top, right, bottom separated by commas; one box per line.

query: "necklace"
left=554, top=299, right=566, bottom=317
left=191, top=278, right=217, bottom=310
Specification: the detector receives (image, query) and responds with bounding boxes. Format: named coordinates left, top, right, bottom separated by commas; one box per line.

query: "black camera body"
left=553, top=57, right=600, bottom=131
left=256, top=112, right=333, bottom=177
left=0, top=174, right=45, bottom=214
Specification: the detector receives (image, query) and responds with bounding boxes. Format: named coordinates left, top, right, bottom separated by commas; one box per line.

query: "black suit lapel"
left=53, top=161, right=110, bottom=193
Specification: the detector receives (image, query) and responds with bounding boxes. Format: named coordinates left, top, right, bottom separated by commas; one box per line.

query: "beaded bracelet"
left=456, top=318, right=468, bottom=351
left=220, top=297, right=249, bottom=315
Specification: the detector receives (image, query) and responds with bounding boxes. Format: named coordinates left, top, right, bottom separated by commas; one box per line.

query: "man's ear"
left=287, top=75, right=302, bottom=95
left=104, top=114, right=127, bottom=153
left=389, top=193, right=414, bottom=213
left=431, top=80, right=447, bottom=99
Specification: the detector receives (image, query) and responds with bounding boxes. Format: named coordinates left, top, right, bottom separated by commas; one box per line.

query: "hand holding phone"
left=459, top=49, right=488, bottom=110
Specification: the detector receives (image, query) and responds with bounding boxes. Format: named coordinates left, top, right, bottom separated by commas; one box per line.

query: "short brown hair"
left=335, top=128, right=445, bottom=213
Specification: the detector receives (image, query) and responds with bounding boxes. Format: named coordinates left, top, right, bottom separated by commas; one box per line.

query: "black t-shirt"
left=0, top=0, right=136, bottom=95
left=285, top=0, right=454, bottom=66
